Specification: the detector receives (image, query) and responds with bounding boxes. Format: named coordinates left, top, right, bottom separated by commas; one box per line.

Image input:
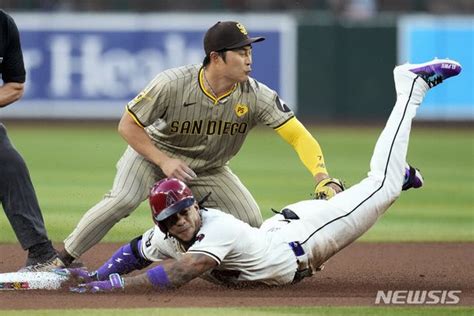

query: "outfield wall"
left=1, top=12, right=472, bottom=121
left=298, top=14, right=397, bottom=121
left=1, top=13, right=296, bottom=119
left=398, top=15, right=474, bottom=120
left=297, top=13, right=472, bottom=122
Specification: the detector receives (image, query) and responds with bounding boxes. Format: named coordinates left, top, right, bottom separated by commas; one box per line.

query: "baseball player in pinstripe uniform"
left=20, top=21, right=344, bottom=271
left=56, top=58, right=461, bottom=292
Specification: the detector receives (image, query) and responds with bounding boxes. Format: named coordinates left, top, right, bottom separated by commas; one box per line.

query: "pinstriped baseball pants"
left=64, top=147, right=261, bottom=258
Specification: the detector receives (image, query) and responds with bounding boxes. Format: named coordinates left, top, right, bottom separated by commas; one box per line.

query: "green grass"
left=0, top=123, right=473, bottom=243
left=2, top=307, right=473, bottom=316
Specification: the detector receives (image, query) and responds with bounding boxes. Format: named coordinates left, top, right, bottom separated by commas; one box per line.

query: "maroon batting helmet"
left=149, top=178, right=196, bottom=233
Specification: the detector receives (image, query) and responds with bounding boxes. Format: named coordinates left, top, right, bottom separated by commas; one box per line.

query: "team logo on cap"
left=235, top=22, right=248, bottom=35
left=166, top=191, right=178, bottom=206
left=234, top=104, right=248, bottom=117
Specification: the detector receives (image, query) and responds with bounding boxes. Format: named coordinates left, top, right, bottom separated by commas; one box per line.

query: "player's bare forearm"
left=0, top=82, right=24, bottom=107
left=123, top=253, right=217, bottom=291
left=161, top=253, right=216, bottom=287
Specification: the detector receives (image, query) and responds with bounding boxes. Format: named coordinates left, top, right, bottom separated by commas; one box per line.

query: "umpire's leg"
left=0, top=123, right=56, bottom=263
left=189, top=166, right=262, bottom=227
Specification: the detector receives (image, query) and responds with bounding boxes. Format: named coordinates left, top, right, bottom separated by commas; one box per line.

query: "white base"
left=0, top=272, right=67, bottom=290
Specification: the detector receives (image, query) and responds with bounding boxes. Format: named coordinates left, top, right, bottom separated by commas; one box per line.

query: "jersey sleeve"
left=126, top=73, right=171, bottom=127
left=275, top=117, right=328, bottom=176
left=186, top=217, right=240, bottom=265
left=254, top=81, right=294, bottom=129
left=2, top=13, right=26, bottom=83
left=139, top=226, right=178, bottom=261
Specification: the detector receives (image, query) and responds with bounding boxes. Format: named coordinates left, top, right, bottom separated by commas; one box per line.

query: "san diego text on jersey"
left=170, top=120, right=248, bottom=136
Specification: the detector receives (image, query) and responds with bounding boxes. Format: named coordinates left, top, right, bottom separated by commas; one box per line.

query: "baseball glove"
left=314, top=178, right=346, bottom=200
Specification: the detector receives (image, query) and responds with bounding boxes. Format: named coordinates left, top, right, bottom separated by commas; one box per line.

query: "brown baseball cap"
left=204, top=21, right=265, bottom=55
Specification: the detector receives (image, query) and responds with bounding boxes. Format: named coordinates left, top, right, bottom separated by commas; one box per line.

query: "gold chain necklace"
left=203, top=69, right=219, bottom=98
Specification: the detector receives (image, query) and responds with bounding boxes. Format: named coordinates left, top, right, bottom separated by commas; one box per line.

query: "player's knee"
left=366, top=173, right=401, bottom=203
left=367, top=171, right=384, bottom=185
left=103, top=192, right=146, bottom=214
left=221, top=205, right=262, bottom=227
left=379, top=182, right=402, bottom=204
left=387, top=185, right=402, bottom=201
left=0, top=153, right=27, bottom=176
left=249, top=217, right=263, bottom=228
left=245, top=207, right=263, bottom=228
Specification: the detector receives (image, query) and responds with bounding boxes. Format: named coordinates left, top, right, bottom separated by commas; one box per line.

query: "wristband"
left=109, top=273, right=125, bottom=290
left=146, top=265, right=170, bottom=288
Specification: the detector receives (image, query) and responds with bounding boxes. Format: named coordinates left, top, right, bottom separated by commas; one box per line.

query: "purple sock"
left=96, top=241, right=150, bottom=280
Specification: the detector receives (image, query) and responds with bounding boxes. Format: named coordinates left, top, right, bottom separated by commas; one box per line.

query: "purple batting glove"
left=54, top=268, right=98, bottom=283
left=70, top=273, right=124, bottom=293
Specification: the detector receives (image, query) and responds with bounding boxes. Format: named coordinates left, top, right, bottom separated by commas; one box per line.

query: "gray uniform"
left=64, top=64, right=294, bottom=258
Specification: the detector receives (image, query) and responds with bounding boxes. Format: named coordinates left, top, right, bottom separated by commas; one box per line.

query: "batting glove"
left=54, top=268, right=99, bottom=283
left=70, top=273, right=124, bottom=293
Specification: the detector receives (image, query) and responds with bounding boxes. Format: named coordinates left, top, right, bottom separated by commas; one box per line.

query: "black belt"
left=289, top=241, right=313, bottom=283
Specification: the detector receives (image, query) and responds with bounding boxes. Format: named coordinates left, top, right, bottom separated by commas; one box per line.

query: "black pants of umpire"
left=0, top=123, right=55, bottom=264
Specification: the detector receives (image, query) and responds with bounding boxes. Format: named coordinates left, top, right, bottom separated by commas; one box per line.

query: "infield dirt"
left=0, top=242, right=472, bottom=309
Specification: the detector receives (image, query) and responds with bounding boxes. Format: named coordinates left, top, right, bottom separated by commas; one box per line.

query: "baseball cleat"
left=68, top=260, right=86, bottom=269
left=408, top=59, right=462, bottom=88
left=402, top=165, right=424, bottom=191
left=18, top=256, right=66, bottom=272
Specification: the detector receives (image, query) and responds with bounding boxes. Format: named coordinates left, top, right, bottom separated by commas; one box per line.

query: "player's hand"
left=70, top=273, right=124, bottom=293
left=55, top=268, right=99, bottom=283
left=314, top=177, right=346, bottom=200
left=160, top=157, right=197, bottom=182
